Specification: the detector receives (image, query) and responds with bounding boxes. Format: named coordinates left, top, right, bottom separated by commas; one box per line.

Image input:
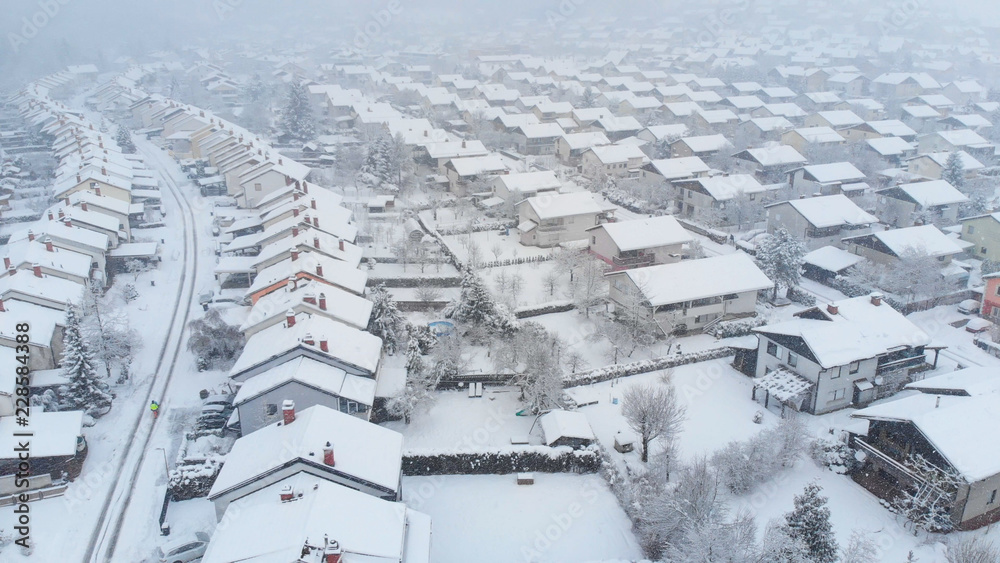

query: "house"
left=241, top=280, right=372, bottom=336
left=960, top=213, right=1000, bottom=263
left=606, top=253, right=773, bottom=334
left=742, top=117, right=795, bottom=139
left=790, top=162, right=867, bottom=197
left=207, top=403, right=404, bottom=518
left=587, top=215, right=692, bottom=270
left=423, top=140, right=489, bottom=173
left=938, top=114, right=993, bottom=132
left=765, top=195, right=878, bottom=250
left=842, top=225, right=967, bottom=266
left=804, top=110, right=865, bottom=130
left=781, top=126, right=846, bottom=152
left=539, top=410, right=596, bottom=449
left=512, top=123, right=564, bottom=155
left=640, top=157, right=711, bottom=183
left=2, top=239, right=93, bottom=286
left=581, top=145, right=649, bottom=178
left=669, top=134, right=733, bottom=158
left=906, top=151, right=984, bottom=180
left=592, top=115, right=643, bottom=141
left=0, top=411, right=86, bottom=480
left=517, top=192, right=608, bottom=248
left=732, top=145, right=808, bottom=182
left=801, top=245, right=866, bottom=283
left=443, top=154, right=509, bottom=196
left=492, top=171, right=561, bottom=202
left=866, top=137, right=917, bottom=166
left=876, top=180, right=969, bottom=227
left=917, top=130, right=992, bottom=156
left=850, top=369, right=1000, bottom=530
left=0, top=272, right=82, bottom=312
left=673, top=174, right=773, bottom=221
left=944, top=80, right=987, bottom=105
left=8, top=224, right=109, bottom=275
left=556, top=132, right=611, bottom=167
left=752, top=293, right=931, bottom=415
left=202, top=473, right=431, bottom=563
left=229, top=313, right=383, bottom=382
left=872, top=73, right=941, bottom=98
left=245, top=253, right=368, bottom=304
left=981, top=272, right=1000, bottom=319
left=636, top=124, right=689, bottom=145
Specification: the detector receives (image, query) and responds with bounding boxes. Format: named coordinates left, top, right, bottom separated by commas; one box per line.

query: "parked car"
left=197, top=403, right=231, bottom=429
left=958, top=299, right=981, bottom=315
left=157, top=531, right=210, bottom=563
left=965, top=318, right=993, bottom=333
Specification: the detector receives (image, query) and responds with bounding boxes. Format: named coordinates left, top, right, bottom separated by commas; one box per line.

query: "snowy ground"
left=403, top=473, right=643, bottom=563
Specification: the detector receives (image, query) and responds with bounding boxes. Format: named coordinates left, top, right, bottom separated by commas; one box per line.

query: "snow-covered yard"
left=403, top=473, right=643, bottom=563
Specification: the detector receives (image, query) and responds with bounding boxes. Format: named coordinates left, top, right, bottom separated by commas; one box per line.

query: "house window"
left=264, top=403, right=278, bottom=416
left=967, top=225, right=975, bottom=234
left=982, top=247, right=988, bottom=255
left=255, top=183, right=262, bottom=192
left=989, top=489, right=997, bottom=505
left=686, top=190, right=692, bottom=199
left=749, top=193, right=756, bottom=201
left=828, top=389, right=846, bottom=402
left=788, top=352, right=798, bottom=367
left=767, top=341, right=778, bottom=357
left=591, top=236, right=596, bottom=244
left=849, top=361, right=860, bottom=374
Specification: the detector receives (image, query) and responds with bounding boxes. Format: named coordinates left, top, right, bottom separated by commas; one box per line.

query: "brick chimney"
left=320, top=338, right=329, bottom=353
left=76, top=173, right=82, bottom=184
left=870, top=292, right=883, bottom=306
left=286, top=310, right=296, bottom=328
left=293, top=190, right=300, bottom=201
left=315, top=264, right=323, bottom=277
left=302, top=181, right=309, bottom=194
left=293, top=207, right=299, bottom=217
left=44, top=238, right=54, bottom=252
left=58, top=210, right=65, bottom=220
left=311, top=198, right=317, bottom=210
left=0, top=299, right=5, bottom=312
left=324, top=540, right=342, bottom=563
left=827, top=303, right=838, bottom=315
left=313, top=217, right=320, bottom=229
left=63, top=197, right=70, bottom=206
left=323, top=442, right=335, bottom=466
left=338, top=239, right=344, bottom=252
left=280, top=484, right=294, bottom=502
left=303, top=333, right=315, bottom=346
left=6, top=266, right=14, bottom=276
left=292, top=226, right=299, bottom=238
left=27, top=231, right=34, bottom=242
left=32, top=264, right=42, bottom=278
left=313, top=237, right=320, bottom=250
left=80, top=202, right=88, bottom=212
left=282, top=400, right=295, bottom=425
left=101, top=166, right=106, bottom=176
left=3, top=257, right=9, bottom=270
left=48, top=211, right=54, bottom=221
left=303, top=293, right=316, bottom=305
left=94, top=186, right=101, bottom=197
left=291, top=248, right=300, bottom=261
left=278, top=157, right=283, bottom=165
left=318, top=293, right=327, bottom=311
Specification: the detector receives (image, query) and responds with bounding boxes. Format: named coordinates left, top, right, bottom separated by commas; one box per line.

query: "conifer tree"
left=59, top=308, right=114, bottom=417
left=278, top=82, right=315, bottom=142
left=784, top=482, right=839, bottom=563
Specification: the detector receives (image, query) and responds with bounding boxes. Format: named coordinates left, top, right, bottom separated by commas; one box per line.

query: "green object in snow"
left=516, top=409, right=529, bottom=417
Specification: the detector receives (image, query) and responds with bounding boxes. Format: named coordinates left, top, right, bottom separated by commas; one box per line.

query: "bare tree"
left=542, top=271, right=560, bottom=297
left=564, top=350, right=588, bottom=373
left=491, top=243, right=504, bottom=262
left=622, top=382, right=687, bottom=462
left=946, top=536, right=1000, bottom=563
left=415, top=285, right=443, bottom=303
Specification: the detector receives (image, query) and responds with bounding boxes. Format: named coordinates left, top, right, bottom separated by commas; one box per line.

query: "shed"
left=539, top=410, right=595, bottom=449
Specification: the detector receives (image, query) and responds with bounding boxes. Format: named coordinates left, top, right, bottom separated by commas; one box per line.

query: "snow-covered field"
left=403, top=473, right=643, bottom=563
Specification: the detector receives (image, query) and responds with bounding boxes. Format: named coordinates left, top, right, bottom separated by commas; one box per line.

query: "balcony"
left=612, top=252, right=654, bottom=269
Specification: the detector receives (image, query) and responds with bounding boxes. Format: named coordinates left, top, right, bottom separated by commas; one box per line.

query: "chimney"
left=318, top=293, right=327, bottom=311
left=80, top=202, right=88, bottom=212
left=320, top=339, right=329, bottom=353
left=76, top=174, right=82, bottom=184
left=278, top=157, right=283, bottom=165
left=63, top=197, right=70, bottom=206
left=44, top=238, right=54, bottom=252
left=310, top=198, right=317, bottom=210
left=280, top=484, right=294, bottom=502
left=303, top=292, right=317, bottom=305
left=313, top=217, right=319, bottom=229
left=101, top=166, right=106, bottom=176
left=424, top=130, right=428, bottom=137
left=292, top=226, right=300, bottom=238
left=6, top=266, right=14, bottom=276
left=291, top=248, right=299, bottom=261
left=303, top=333, right=315, bottom=346
left=826, top=303, right=838, bottom=315
left=313, top=237, right=320, bottom=249
left=94, top=186, right=101, bottom=197
left=324, top=540, right=342, bottom=563
left=304, top=214, right=312, bottom=226
left=286, top=310, right=296, bottom=328
left=462, top=140, right=467, bottom=148
left=293, top=207, right=299, bottom=217
left=58, top=210, right=65, bottom=220
left=323, top=442, right=335, bottom=466
left=315, top=264, right=323, bottom=277
left=27, top=230, right=34, bottom=242
left=288, top=275, right=298, bottom=290
left=293, top=191, right=300, bottom=201
left=870, top=292, right=883, bottom=307
left=32, top=264, right=42, bottom=278
left=302, top=182, right=309, bottom=194
left=48, top=211, right=54, bottom=221
left=935, top=396, right=941, bottom=408
left=338, top=239, right=345, bottom=252
left=3, top=257, right=10, bottom=270
left=282, top=400, right=296, bottom=425
left=0, top=299, right=5, bottom=312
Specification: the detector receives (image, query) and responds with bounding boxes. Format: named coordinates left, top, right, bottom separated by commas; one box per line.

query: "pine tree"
left=784, top=482, right=839, bottom=563
left=58, top=308, right=113, bottom=417
left=450, top=270, right=494, bottom=326
left=942, top=151, right=966, bottom=189
left=405, top=337, right=425, bottom=377
left=278, top=82, right=315, bottom=142
left=755, top=228, right=806, bottom=300
left=116, top=125, right=135, bottom=154
left=387, top=338, right=432, bottom=424
left=367, top=284, right=403, bottom=354
left=357, top=136, right=399, bottom=191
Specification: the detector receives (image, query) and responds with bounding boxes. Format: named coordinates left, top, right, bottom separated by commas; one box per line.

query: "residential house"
left=842, top=224, right=968, bottom=266
left=581, top=145, right=649, bottom=178
left=872, top=73, right=941, bottom=98
left=673, top=174, right=774, bottom=222
left=917, top=130, right=992, bottom=158
left=866, top=137, right=917, bottom=166
left=517, top=192, right=608, bottom=248
left=982, top=272, right=1000, bottom=319
left=804, top=110, right=865, bottom=131
left=876, top=180, right=969, bottom=227
left=492, top=171, right=561, bottom=203
left=587, top=215, right=693, bottom=270
left=0, top=299, right=66, bottom=370
left=781, top=126, right=846, bottom=153
left=802, top=245, right=866, bottom=283
left=765, top=195, right=878, bottom=250
left=640, top=157, right=711, bottom=183
left=539, top=410, right=596, bottom=449
left=556, top=132, right=611, bottom=167
left=959, top=213, right=1000, bottom=263
left=512, top=123, right=564, bottom=155
left=0, top=411, right=86, bottom=480
left=245, top=253, right=368, bottom=304
left=606, top=253, right=773, bottom=334
left=752, top=293, right=931, bottom=415
left=443, top=154, right=510, bottom=196
left=669, top=134, right=733, bottom=158
left=906, top=151, right=984, bottom=180
left=790, top=162, right=867, bottom=197
left=732, top=145, right=808, bottom=182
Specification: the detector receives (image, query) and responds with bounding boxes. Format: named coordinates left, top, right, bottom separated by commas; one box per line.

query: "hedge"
left=515, top=301, right=575, bottom=319
left=705, top=316, right=768, bottom=339
left=565, top=347, right=738, bottom=387
left=436, top=219, right=517, bottom=236
left=402, top=446, right=601, bottom=475
left=479, top=254, right=554, bottom=269
left=168, top=457, right=223, bottom=501
left=366, top=276, right=461, bottom=288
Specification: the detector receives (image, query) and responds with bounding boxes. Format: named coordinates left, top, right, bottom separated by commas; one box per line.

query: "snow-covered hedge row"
left=515, top=301, right=576, bottom=319
left=564, top=348, right=737, bottom=387
left=365, top=276, right=461, bottom=288
left=168, top=457, right=223, bottom=501
left=402, top=445, right=601, bottom=475
left=809, top=434, right=861, bottom=475
left=436, top=220, right=517, bottom=236
left=705, top=316, right=768, bottom=339
left=479, top=254, right=554, bottom=269
left=786, top=286, right=817, bottom=306
left=675, top=218, right=729, bottom=244
left=602, top=187, right=657, bottom=214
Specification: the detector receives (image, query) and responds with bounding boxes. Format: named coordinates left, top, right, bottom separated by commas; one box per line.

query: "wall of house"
left=876, top=196, right=918, bottom=228
left=959, top=475, right=1000, bottom=528
left=676, top=186, right=717, bottom=218
left=960, top=218, right=1000, bottom=263
left=242, top=170, right=289, bottom=208
left=982, top=279, right=1000, bottom=318
left=63, top=180, right=131, bottom=204
left=237, top=381, right=370, bottom=436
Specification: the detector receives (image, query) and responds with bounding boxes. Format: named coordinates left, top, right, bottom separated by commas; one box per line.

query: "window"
left=767, top=341, right=778, bottom=357
left=982, top=247, right=988, bottom=255
left=828, top=389, right=846, bottom=402
left=254, top=182, right=262, bottom=191
left=989, top=489, right=997, bottom=505
left=264, top=403, right=278, bottom=416
left=829, top=368, right=841, bottom=379
left=968, top=225, right=975, bottom=234
left=749, top=193, right=756, bottom=201
left=591, top=236, right=596, bottom=244
left=849, top=361, right=860, bottom=374
left=787, top=352, right=798, bottom=367
left=686, top=190, right=692, bottom=199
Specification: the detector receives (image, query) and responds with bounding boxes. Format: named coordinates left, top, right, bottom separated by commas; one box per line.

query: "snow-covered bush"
left=809, top=434, right=861, bottom=474
left=187, top=309, right=244, bottom=370
left=565, top=347, right=737, bottom=387
left=168, top=457, right=223, bottom=501
left=713, top=417, right=807, bottom=494
left=705, top=316, right=768, bottom=338
left=401, top=445, right=600, bottom=475
left=786, top=286, right=816, bottom=306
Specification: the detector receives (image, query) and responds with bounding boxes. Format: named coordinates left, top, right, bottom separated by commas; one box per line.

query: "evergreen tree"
left=278, top=82, right=315, bottom=142
left=387, top=338, right=432, bottom=424
left=357, top=135, right=399, bottom=191
left=450, top=270, right=495, bottom=326
left=116, top=125, right=136, bottom=154
left=942, top=151, right=966, bottom=189
left=755, top=228, right=806, bottom=300
left=784, top=482, right=839, bottom=563
left=58, top=308, right=113, bottom=417
left=367, top=284, right=403, bottom=354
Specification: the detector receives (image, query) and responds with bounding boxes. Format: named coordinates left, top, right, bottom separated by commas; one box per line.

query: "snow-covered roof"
left=233, top=356, right=375, bottom=407
left=5, top=240, right=92, bottom=279
left=932, top=129, right=990, bottom=147
left=756, top=294, right=931, bottom=369
left=675, top=134, right=732, bottom=154
left=248, top=254, right=368, bottom=297
left=867, top=120, right=917, bottom=138
left=916, top=151, right=984, bottom=171
left=587, top=144, right=647, bottom=165
left=753, top=368, right=813, bottom=403
left=853, top=225, right=965, bottom=258
left=867, top=137, right=914, bottom=156
left=209, top=404, right=403, bottom=499
left=0, top=411, right=83, bottom=459
left=641, top=124, right=689, bottom=141
left=619, top=253, right=773, bottom=307
left=788, top=126, right=844, bottom=144
left=776, top=194, right=877, bottom=228
left=495, top=171, right=561, bottom=194
left=0, top=273, right=83, bottom=308
left=645, top=157, right=710, bottom=180
left=802, top=162, right=866, bottom=184
left=447, top=154, right=509, bottom=176
left=539, top=410, right=595, bottom=446
left=901, top=105, right=941, bottom=119
left=747, top=116, right=795, bottom=132
left=739, top=145, right=807, bottom=167
left=888, top=180, right=970, bottom=208
left=243, top=279, right=372, bottom=332
left=203, top=474, right=427, bottom=563
left=589, top=215, right=692, bottom=252
left=684, top=174, right=766, bottom=201
left=516, top=122, right=565, bottom=139
left=522, top=192, right=604, bottom=220
left=816, top=110, right=864, bottom=128
left=905, top=367, right=1000, bottom=397
left=560, top=131, right=611, bottom=150
left=803, top=246, right=864, bottom=273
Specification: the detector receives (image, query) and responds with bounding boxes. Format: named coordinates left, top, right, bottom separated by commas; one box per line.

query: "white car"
left=958, top=299, right=981, bottom=315
left=965, top=318, right=993, bottom=333
left=157, top=532, right=210, bottom=563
